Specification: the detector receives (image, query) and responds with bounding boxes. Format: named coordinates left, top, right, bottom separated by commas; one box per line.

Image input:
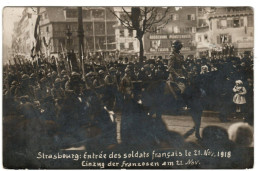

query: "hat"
left=71, top=72, right=80, bottom=77
left=22, top=74, right=30, bottom=80
left=172, top=40, right=183, bottom=49
left=85, top=72, right=95, bottom=77
left=40, top=77, right=47, bottom=83
left=47, top=73, right=52, bottom=77
left=54, top=78, right=62, bottom=83
left=125, top=67, right=131, bottom=73
left=235, top=80, right=243, bottom=85
left=30, top=73, right=36, bottom=78
left=61, top=70, right=67, bottom=75
left=109, top=67, right=116, bottom=72
left=98, top=70, right=105, bottom=75
left=11, top=81, right=17, bottom=85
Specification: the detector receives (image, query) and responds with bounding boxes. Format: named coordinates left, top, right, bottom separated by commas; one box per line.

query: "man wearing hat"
left=120, top=67, right=133, bottom=98
left=15, top=74, right=34, bottom=98
left=103, top=67, right=118, bottom=111
left=168, top=40, right=186, bottom=81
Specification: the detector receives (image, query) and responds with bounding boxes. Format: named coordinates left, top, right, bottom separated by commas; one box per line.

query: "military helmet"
left=30, top=73, right=36, bottom=78
left=109, top=67, right=116, bottom=72
left=40, top=77, right=47, bottom=83
left=22, top=74, right=30, bottom=80
left=125, top=67, right=131, bottom=73
left=98, top=70, right=105, bottom=75
left=172, top=40, right=183, bottom=50
left=11, top=81, right=17, bottom=85
left=71, top=72, right=80, bottom=77
left=61, top=70, right=67, bottom=75
left=54, top=78, right=62, bottom=83
left=52, top=71, right=57, bottom=76
left=85, top=72, right=95, bottom=77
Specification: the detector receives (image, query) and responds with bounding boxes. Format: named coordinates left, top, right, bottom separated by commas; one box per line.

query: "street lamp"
left=66, top=25, right=72, bottom=51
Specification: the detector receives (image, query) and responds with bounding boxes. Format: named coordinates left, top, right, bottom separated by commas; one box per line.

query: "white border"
left=1, top=0, right=259, bottom=171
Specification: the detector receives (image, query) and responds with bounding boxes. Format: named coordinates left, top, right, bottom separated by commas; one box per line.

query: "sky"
left=3, top=7, right=24, bottom=47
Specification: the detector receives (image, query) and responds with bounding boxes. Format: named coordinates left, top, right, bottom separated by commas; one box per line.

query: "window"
left=120, top=29, right=124, bottom=37
left=233, top=19, right=240, bottom=27
left=173, top=26, right=180, bottom=33
left=120, top=43, right=125, bottom=50
left=151, top=40, right=161, bottom=49
left=156, top=13, right=162, bottom=20
left=192, top=27, right=196, bottom=33
left=107, top=36, right=116, bottom=49
left=66, top=9, right=78, bottom=18
left=221, top=19, right=227, bottom=28
left=46, top=26, right=49, bottom=33
left=247, top=15, right=254, bottom=27
left=184, top=27, right=192, bottom=33
left=83, top=10, right=91, bottom=19
left=204, top=34, right=208, bottom=41
left=171, top=14, right=179, bottom=20
left=92, top=9, right=105, bottom=18
left=44, top=13, right=48, bottom=19
left=128, top=29, right=133, bottom=37
left=95, top=23, right=105, bottom=35
left=187, top=15, right=191, bottom=20
left=217, top=34, right=232, bottom=44
left=84, top=23, right=93, bottom=35
left=96, top=37, right=106, bottom=49
left=191, top=14, right=195, bottom=20
left=129, top=42, right=134, bottom=50
left=40, top=15, right=43, bottom=21
left=156, top=26, right=162, bottom=34
left=198, top=35, right=202, bottom=42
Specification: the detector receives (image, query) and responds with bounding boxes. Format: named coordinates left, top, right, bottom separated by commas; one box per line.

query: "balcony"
left=208, top=7, right=253, bottom=19
left=196, top=26, right=209, bottom=32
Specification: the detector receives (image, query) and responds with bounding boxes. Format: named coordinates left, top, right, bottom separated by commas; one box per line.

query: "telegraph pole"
left=78, top=7, right=84, bottom=62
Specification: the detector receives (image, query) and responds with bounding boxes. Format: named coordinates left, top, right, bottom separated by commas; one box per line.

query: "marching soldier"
left=120, top=67, right=134, bottom=98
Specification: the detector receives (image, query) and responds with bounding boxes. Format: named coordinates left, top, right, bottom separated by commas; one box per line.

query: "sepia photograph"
left=2, top=6, right=254, bottom=169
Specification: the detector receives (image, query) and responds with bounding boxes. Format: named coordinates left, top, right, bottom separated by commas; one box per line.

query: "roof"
left=46, top=7, right=66, bottom=22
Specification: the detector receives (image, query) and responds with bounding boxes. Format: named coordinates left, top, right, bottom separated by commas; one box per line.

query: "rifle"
left=81, top=45, right=85, bottom=81
left=98, top=42, right=110, bottom=75
left=86, top=40, right=96, bottom=73
left=55, top=57, right=61, bottom=77
left=61, top=43, right=71, bottom=74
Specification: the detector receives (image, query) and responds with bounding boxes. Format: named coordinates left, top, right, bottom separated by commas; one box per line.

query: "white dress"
left=233, top=86, right=247, bottom=104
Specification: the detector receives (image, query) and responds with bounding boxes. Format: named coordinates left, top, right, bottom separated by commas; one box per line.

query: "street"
left=115, top=111, right=244, bottom=144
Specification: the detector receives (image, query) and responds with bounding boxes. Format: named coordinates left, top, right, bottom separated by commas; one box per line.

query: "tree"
left=110, top=7, right=170, bottom=63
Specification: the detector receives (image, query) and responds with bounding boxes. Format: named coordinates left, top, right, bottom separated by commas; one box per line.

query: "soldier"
left=120, top=67, right=134, bottom=99
left=51, top=78, right=65, bottom=100
left=15, top=74, right=34, bottom=99
left=85, top=71, right=97, bottom=90
left=65, top=72, right=83, bottom=94
left=93, top=70, right=106, bottom=89
left=168, top=40, right=186, bottom=81
left=34, top=77, right=52, bottom=102
left=103, top=67, right=118, bottom=111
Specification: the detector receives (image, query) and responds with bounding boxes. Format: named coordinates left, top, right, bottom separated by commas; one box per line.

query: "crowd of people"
left=3, top=42, right=254, bottom=168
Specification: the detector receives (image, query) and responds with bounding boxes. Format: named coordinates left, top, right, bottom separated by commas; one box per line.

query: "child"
left=233, top=80, right=247, bottom=113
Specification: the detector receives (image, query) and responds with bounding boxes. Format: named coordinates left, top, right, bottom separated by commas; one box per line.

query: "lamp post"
left=78, top=7, right=84, bottom=63
left=66, top=25, right=72, bottom=51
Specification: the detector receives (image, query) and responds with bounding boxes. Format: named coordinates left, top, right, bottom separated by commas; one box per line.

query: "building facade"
left=113, top=7, right=139, bottom=56
left=38, top=7, right=117, bottom=56
left=143, top=7, right=197, bottom=59
left=11, top=8, right=38, bottom=58
left=207, top=7, right=254, bottom=56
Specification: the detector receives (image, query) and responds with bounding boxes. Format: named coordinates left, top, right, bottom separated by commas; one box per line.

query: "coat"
left=233, top=86, right=247, bottom=104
